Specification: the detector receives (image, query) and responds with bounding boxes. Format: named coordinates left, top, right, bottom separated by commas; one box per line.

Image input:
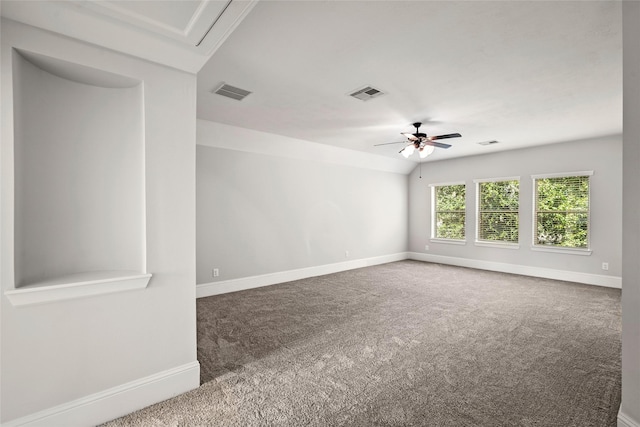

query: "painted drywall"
left=13, top=50, right=145, bottom=287
left=1, top=18, right=198, bottom=424
left=408, top=136, right=622, bottom=281
left=621, top=2, right=640, bottom=425
left=196, top=133, right=408, bottom=285
left=197, top=119, right=414, bottom=175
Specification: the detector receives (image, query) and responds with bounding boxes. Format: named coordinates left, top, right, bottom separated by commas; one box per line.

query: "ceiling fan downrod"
left=412, top=122, right=426, bottom=140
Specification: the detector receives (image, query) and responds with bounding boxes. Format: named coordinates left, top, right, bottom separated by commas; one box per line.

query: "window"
left=476, top=178, right=519, bottom=245
left=533, top=172, right=592, bottom=250
left=431, top=183, right=466, bottom=241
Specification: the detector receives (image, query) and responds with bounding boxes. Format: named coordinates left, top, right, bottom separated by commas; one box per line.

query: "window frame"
left=429, top=181, right=467, bottom=245
left=531, top=171, right=593, bottom=256
left=474, top=176, right=520, bottom=249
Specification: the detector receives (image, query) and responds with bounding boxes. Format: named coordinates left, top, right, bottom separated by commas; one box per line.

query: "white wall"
left=196, top=122, right=408, bottom=285
left=408, top=136, right=622, bottom=286
left=1, top=19, right=198, bottom=424
left=621, top=2, right=640, bottom=426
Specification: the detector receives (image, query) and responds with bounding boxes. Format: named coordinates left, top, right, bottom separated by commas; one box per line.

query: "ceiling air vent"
left=213, top=83, right=251, bottom=101
left=477, top=140, right=499, bottom=146
left=349, top=85, right=385, bottom=101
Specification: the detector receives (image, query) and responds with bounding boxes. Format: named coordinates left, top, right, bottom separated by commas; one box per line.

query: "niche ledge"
left=5, top=271, right=152, bottom=307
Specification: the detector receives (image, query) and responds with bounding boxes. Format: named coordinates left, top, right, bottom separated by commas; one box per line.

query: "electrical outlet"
left=212, top=268, right=219, bottom=277
left=425, top=245, right=429, bottom=251
left=602, top=262, right=609, bottom=271
left=345, top=250, right=350, bottom=258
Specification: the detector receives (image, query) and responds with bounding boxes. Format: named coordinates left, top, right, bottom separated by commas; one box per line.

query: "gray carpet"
left=104, top=260, right=621, bottom=426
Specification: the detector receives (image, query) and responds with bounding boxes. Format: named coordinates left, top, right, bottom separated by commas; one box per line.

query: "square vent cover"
left=349, top=85, right=385, bottom=101
left=213, top=83, right=251, bottom=101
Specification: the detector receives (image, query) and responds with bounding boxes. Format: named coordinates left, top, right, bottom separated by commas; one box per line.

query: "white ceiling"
left=197, top=1, right=622, bottom=162
left=2, top=1, right=622, bottom=164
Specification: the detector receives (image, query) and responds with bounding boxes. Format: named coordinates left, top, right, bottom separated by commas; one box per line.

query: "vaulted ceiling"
left=2, top=1, right=622, bottom=163
left=197, top=1, right=622, bottom=162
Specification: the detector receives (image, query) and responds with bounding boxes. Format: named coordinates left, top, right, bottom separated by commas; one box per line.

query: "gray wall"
left=196, top=144, right=408, bottom=284
left=13, top=51, right=145, bottom=287
left=622, top=2, right=640, bottom=425
left=408, top=136, right=622, bottom=279
left=1, top=19, right=198, bottom=423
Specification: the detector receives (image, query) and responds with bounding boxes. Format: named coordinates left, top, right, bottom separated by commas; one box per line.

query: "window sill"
left=5, top=271, right=152, bottom=307
left=430, top=238, right=467, bottom=246
left=530, top=246, right=592, bottom=256
left=475, top=241, right=520, bottom=250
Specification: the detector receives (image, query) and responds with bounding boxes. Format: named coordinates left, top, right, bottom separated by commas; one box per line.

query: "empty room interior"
left=1, top=1, right=640, bottom=426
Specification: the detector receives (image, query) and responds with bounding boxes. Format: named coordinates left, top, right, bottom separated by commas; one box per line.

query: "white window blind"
left=477, top=179, right=519, bottom=243
left=534, top=174, right=590, bottom=249
left=433, top=184, right=466, bottom=240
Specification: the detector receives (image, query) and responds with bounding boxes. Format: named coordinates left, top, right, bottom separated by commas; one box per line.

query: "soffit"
left=1, top=0, right=258, bottom=73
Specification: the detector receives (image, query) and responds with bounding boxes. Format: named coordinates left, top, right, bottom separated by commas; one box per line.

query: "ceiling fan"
left=375, top=122, right=461, bottom=158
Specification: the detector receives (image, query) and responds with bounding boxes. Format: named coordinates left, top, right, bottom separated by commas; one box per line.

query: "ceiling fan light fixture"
left=401, top=144, right=415, bottom=158
left=374, top=122, right=460, bottom=159
left=419, top=145, right=435, bottom=158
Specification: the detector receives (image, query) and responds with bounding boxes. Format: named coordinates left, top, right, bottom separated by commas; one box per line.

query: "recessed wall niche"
left=11, top=49, right=149, bottom=299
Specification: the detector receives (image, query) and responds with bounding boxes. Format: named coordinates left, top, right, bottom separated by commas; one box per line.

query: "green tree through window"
left=534, top=175, right=590, bottom=248
left=433, top=184, right=465, bottom=240
left=478, top=180, right=519, bottom=243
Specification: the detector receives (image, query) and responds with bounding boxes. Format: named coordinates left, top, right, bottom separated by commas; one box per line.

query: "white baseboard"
left=619, top=410, right=640, bottom=427
left=408, top=252, right=622, bottom=289
left=197, top=251, right=621, bottom=299
left=2, top=361, right=200, bottom=427
left=197, top=252, right=409, bottom=298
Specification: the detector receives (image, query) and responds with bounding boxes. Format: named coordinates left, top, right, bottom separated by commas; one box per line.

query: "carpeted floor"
left=104, top=260, right=621, bottom=426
